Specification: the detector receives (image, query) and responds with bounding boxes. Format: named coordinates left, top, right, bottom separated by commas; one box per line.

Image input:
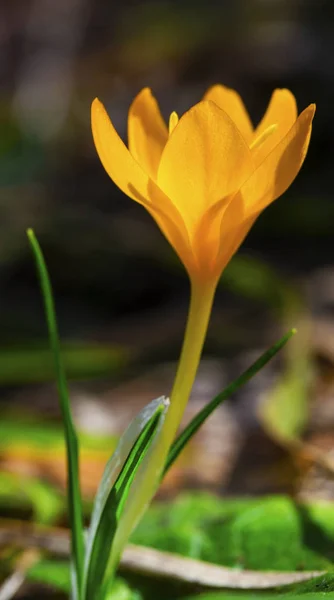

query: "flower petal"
left=241, top=103, right=315, bottom=216
left=203, top=84, right=254, bottom=141
left=92, top=98, right=196, bottom=276
left=128, top=88, right=168, bottom=180
left=192, top=193, right=234, bottom=280
left=256, top=88, right=297, bottom=136
left=252, top=89, right=298, bottom=165
left=157, top=100, right=254, bottom=236
left=146, top=182, right=197, bottom=276
left=216, top=207, right=257, bottom=277
left=211, top=103, right=314, bottom=279
left=92, top=98, right=152, bottom=203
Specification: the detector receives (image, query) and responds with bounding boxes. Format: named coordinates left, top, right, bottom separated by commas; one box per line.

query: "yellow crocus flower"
left=91, top=85, right=315, bottom=480
left=92, top=86, right=314, bottom=285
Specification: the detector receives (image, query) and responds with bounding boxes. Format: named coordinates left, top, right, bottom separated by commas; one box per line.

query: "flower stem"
left=163, top=279, right=217, bottom=445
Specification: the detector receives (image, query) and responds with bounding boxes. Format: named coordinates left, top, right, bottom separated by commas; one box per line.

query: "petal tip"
left=136, top=87, right=153, bottom=101
left=274, top=88, right=294, bottom=96
left=91, top=97, right=104, bottom=116
left=309, top=102, right=316, bottom=115
left=129, top=87, right=156, bottom=115
left=271, top=88, right=298, bottom=108
left=301, top=103, right=316, bottom=124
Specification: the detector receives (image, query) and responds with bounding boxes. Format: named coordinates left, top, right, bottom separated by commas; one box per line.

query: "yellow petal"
left=192, top=193, right=234, bottom=280
left=252, top=89, right=298, bottom=165
left=203, top=84, right=254, bottom=142
left=209, top=102, right=314, bottom=279
left=147, top=181, right=198, bottom=276
left=190, top=192, right=254, bottom=282
left=169, top=111, right=179, bottom=135
left=241, top=103, right=315, bottom=216
left=256, top=88, right=297, bottom=136
left=92, top=98, right=152, bottom=203
left=128, top=88, right=168, bottom=180
left=157, top=100, right=254, bottom=236
left=216, top=207, right=257, bottom=277
left=92, top=98, right=196, bottom=276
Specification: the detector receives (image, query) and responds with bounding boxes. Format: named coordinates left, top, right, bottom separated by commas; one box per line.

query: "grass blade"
left=84, top=396, right=169, bottom=600
left=164, top=329, right=296, bottom=476
left=27, top=229, right=84, bottom=597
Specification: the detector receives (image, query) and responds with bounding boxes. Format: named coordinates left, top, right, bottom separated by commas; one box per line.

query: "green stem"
left=105, top=279, right=216, bottom=559
left=163, top=279, right=217, bottom=445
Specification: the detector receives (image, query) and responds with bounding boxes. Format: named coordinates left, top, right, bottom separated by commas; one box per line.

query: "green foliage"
left=0, top=343, right=127, bottom=384
left=27, top=561, right=142, bottom=600
left=83, top=397, right=169, bottom=600
left=28, top=229, right=85, bottom=596
left=104, top=578, right=143, bottom=600
left=260, top=365, right=311, bottom=443
left=222, top=254, right=312, bottom=447
left=25, top=230, right=332, bottom=600
left=0, top=472, right=63, bottom=524
left=259, top=312, right=311, bottom=444
left=27, top=560, right=71, bottom=593
left=164, top=329, right=295, bottom=476
left=131, top=494, right=334, bottom=572
left=27, top=230, right=170, bottom=600
left=0, top=416, right=117, bottom=453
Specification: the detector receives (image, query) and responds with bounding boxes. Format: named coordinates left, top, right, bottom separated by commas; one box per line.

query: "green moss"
left=131, top=494, right=334, bottom=572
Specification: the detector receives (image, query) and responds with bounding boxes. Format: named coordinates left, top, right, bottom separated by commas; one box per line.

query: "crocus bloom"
left=91, top=87, right=315, bottom=559
left=92, top=85, right=315, bottom=285
left=91, top=85, right=314, bottom=507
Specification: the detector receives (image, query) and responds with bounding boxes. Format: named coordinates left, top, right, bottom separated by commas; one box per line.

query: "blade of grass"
left=27, top=229, right=84, bottom=597
left=164, top=328, right=296, bottom=476
left=84, top=399, right=168, bottom=600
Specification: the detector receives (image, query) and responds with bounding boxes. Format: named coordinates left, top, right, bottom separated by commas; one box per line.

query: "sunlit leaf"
left=83, top=396, right=169, bottom=600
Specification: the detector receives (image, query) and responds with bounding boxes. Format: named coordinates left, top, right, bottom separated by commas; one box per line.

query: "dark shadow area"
left=297, top=503, right=334, bottom=565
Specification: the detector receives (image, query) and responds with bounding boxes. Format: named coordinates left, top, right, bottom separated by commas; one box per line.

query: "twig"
left=0, top=572, right=25, bottom=600
left=0, top=519, right=324, bottom=590
left=0, top=549, right=39, bottom=600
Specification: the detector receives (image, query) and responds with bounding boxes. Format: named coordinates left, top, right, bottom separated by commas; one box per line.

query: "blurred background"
left=0, top=0, right=334, bottom=514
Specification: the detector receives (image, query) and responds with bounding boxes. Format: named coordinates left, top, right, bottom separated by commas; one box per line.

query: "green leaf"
left=27, top=229, right=84, bottom=597
left=104, top=578, right=143, bottom=600
left=27, top=562, right=142, bottom=600
left=83, top=396, right=169, bottom=600
left=131, top=493, right=334, bottom=572
left=27, top=560, right=70, bottom=593
left=221, top=254, right=311, bottom=447
left=259, top=317, right=311, bottom=444
left=0, top=471, right=63, bottom=524
left=260, top=366, right=310, bottom=444
left=164, top=330, right=295, bottom=475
